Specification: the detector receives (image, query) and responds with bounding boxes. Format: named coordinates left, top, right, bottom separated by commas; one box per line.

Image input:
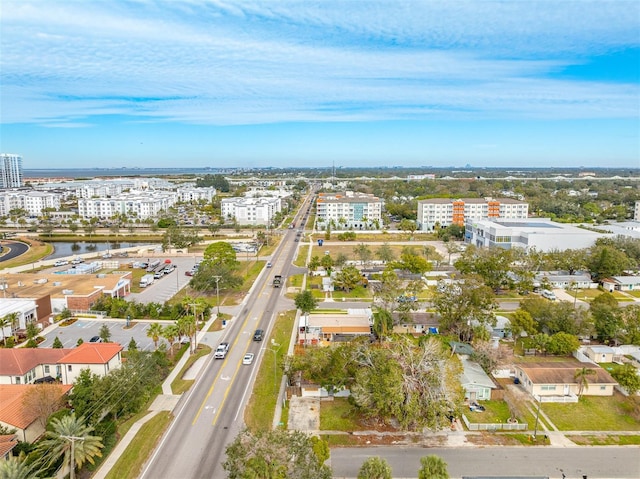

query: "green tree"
left=191, top=261, right=243, bottom=293
left=396, top=251, right=432, bottom=274
left=162, top=323, right=179, bottom=356
left=530, top=333, right=550, bottom=355
left=610, top=363, right=640, bottom=395
left=295, top=290, right=318, bottom=320
left=357, top=456, right=392, bottom=479
left=26, top=322, right=39, bottom=341
left=0, top=454, right=41, bottom=479
left=177, top=315, right=197, bottom=354
left=455, top=246, right=513, bottom=291
left=146, top=323, right=163, bottom=350
left=398, top=218, right=417, bottom=238
left=308, top=255, right=321, bottom=271
left=418, top=455, right=450, bottom=479
left=320, top=254, right=334, bottom=273
left=587, top=245, right=630, bottom=280
left=333, top=265, right=363, bottom=293
left=128, top=337, right=138, bottom=351
left=372, top=308, right=394, bottom=338
left=508, top=310, right=537, bottom=338
left=52, top=336, right=64, bottom=349
left=591, top=293, right=621, bottom=344
left=223, top=429, right=332, bottom=479
left=547, top=332, right=580, bottom=356
left=0, top=314, right=12, bottom=344
left=353, top=243, right=373, bottom=265
left=376, top=243, right=395, bottom=264
left=574, top=367, right=596, bottom=397
left=36, top=414, right=104, bottom=479
left=619, top=304, right=640, bottom=345
left=432, top=277, right=496, bottom=342
left=98, top=323, right=111, bottom=343
left=203, top=241, right=239, bottom=266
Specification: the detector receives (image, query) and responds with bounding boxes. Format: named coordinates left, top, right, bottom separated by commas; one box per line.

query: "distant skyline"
left=1, top=1, right=639, bottom=169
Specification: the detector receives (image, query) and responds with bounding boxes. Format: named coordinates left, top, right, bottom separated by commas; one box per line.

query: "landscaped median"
left=171, top=344, right=212, bottom=395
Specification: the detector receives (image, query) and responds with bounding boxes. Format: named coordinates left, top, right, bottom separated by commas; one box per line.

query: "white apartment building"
left=221, top=197, right=282, bottom=225
left=0, top=190, right=62, bottom=217
left=78, top=191, right=177, bottom=219
left=465, top=218, right=608, bottom=252
left=33, top=177, right=173, bottom=198
left=316, top=191, right=382, bottom=229
left=176, top=186, right=217, bottom=203
left=0, top=154, right=23, bottom=189
left=417, top=197, right=528, bottom=231
left=635, top=201, right=640, bottom=221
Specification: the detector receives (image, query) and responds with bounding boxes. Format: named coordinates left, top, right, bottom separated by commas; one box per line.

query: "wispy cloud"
left=1, top=0, right=638, bottom=126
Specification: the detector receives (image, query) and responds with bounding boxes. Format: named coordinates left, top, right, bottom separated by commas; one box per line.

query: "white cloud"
left=1, top=0, right=638, bottom=126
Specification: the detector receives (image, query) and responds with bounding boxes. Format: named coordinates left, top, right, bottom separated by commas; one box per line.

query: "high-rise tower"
left=0, top=154, right=23, bottom=189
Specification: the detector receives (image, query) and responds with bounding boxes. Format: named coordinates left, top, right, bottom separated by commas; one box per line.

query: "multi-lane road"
left=139, top=196, right=314, bottom=479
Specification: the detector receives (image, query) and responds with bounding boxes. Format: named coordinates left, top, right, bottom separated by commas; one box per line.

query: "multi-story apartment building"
left=0, top=154, right=23, bottom=189
left=0, top=190, right=62, bottom=217
left=417, top=197, right=528, bottom=231
left=315, top=191, right=382, bottom=230
left=220, top=197, right=281, bottom=226
left=77, top=191, right=177, bottom=219
left=176, top=186, right=217, bottom=203
left=635, top=201, right=640, bottom=221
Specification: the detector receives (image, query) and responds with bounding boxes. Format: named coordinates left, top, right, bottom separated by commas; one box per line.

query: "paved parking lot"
left=40, top=319, right=168, bottom=352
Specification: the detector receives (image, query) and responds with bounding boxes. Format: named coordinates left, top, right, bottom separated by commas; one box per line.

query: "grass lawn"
left=171, top=345, right=212, bottom=395
left=244, top=310, right=296, bottom=431
left=542, top=393, right=640, bottom=431
left=332, top=286, right=372, bottom=300
left=104, top=412, right=173, bottom=479
left=294, top=245, right=309, bottom=267
left=463, top=400, right=513, bottom=424
left=567, top=434, right=640, bottom=445
left=319, top=398, right=362, bottom=431
left=625, top=290, right=640, bottom=298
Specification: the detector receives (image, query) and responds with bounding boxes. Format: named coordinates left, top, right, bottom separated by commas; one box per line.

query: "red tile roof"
left=0, top=384, right=72, bottom=429
left=0, top=434, right=18, bottom=457
left=0, top=349, right=70, bottom=376
left=58, top=343, right=123, bottom=364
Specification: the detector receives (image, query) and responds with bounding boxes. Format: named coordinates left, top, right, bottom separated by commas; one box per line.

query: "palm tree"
left=177, top=315, right=197, bottom=353
left=146, top=323, right=164, bottom=350
left=574, top=367, right=596, bottom=397
left=36, top=414, right=103, bottom=479
left=0, top=314, right=11, bottom=343
left=418, top=455, right=450, bottom=479
left=0, top=453, right=41, bottom=479
left=162, top=323, right=179, bottom=356
left=4, top=312, right=20, bottom=342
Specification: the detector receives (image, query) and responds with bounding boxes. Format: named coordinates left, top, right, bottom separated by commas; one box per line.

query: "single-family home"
left=584, top=345, right=615, bottom=364
left=601, top=276, right=640, bottom=292
left=459, top=357, right=496, bottom=401
left=534, top=271, right=596, bottom=290
left=0, top=434, right=18, bottom=459
left=0, top=384, right=72, bottom=442
left=298, top=311, right=371, bottom=346
left=514, top=361, right=617, bottom=399
left=470, top=315, right=511, bottom=339
left=391, top=312, right=440, bottom=335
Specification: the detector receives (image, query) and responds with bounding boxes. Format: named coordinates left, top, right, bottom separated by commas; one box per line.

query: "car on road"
left=185, top=270, right=194, bottom=276
left=71, top=258, right=84, bottom=265
left=53, top=260, right=69, bottom=266
left=242, top=353, right=254, bottom=365
left=214, top=341, right=230, bottom=359
left=253, top=329, right=263, bottom=341
left=102, top=253, right=113, bottom=259
left=266, top=261, right=272, bottom=268
left=89, top=336, right=102, bottom=343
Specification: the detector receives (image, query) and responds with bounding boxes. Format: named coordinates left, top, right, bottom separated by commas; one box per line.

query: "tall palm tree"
left=36, top=414, right=103, bottom=479
left=162, top=323, right=179, bottom=356
left=0, top=453, right=41, bottom=479
left=0, top=314, right=11, bottom=343
left=177, top=315, right=197, bottom=354
left=146, top=323, right=164, bottom=350
left=4, top=312, right=20, bottom=342
left=574, top=367, right=597, bottom=397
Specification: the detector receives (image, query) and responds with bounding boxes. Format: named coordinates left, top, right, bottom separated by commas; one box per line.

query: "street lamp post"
left=533, top=395, right=542, bottom=441
left=213, top=275, right=222, bottom=317
left=263, top=340, right=281, bottom=390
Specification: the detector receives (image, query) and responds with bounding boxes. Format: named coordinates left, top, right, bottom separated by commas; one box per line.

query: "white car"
left=53, top=260, right=68, bottom=267
left=242, top=353, right=254, bottom=365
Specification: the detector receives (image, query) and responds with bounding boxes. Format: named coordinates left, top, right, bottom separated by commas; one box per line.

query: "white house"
left=58, top=343, right=123, bottom=384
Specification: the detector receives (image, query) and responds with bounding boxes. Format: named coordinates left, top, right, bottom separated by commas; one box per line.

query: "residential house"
left=534, top=271, right=597, bottom=290
left=0, top=348, right=68, bottom=385
left=601, top=276, right=640, bottom=293
left=0, top=434, right=18, bottom=459
left=470, top=315, right=511, bottom=339
left=514, top=361, right=617, bottom=400
left=0, top=384, right=72, bottom=442
left=459, top=357, right=497, bottom=401
left=391, top=312, right=439, bottom=335
left=298, top=311, right=371, bottom=346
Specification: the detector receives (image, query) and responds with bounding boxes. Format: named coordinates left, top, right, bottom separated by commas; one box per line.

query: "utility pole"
left=60, top=435, right=85, bottom=479
left=213, top=275, right=222, bottom=317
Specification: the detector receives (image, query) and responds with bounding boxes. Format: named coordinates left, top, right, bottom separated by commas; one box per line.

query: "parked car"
left=541, top=289, right=556, bottom=300
left=242, top=353, right=255, bottom=365
left=71, top=258, right=84, bottom=265
left=89, top=336, right=102, bottom=343
left=53, top=260, right=69, bottom=267
left=469, top=402, right=486, bottom=412
left=185, top=270, right=194, bottom=276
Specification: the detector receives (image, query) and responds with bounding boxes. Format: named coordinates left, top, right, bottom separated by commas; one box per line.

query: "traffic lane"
left=331, top=446, right=640, bottom=479
left=40, top=319, right=157, bottom=351
left=0, top=241, right=29, bottom=262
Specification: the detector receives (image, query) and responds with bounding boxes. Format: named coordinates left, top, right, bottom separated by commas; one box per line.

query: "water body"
left=47, top=241, right=153, bottom=259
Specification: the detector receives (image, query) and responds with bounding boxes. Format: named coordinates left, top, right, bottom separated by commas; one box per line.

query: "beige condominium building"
left=316, top=191, right=382, bottom=230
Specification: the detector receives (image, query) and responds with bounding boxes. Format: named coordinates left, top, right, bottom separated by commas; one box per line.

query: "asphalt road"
left=139, top=196, right=313, bottom=479
left=331, top=446, right=640, bottom=479
left=0, top=240, right=29, bottom=262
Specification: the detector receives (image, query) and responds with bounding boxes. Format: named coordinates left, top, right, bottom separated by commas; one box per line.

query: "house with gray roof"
left=459, top=357, right=497, bottom=401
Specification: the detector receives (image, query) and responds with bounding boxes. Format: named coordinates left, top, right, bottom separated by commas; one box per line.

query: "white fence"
left=462, top=414, right=527, bottom=431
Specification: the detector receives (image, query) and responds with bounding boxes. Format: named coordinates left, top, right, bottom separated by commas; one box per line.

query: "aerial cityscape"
left=1, top=1, right=639, bottom=479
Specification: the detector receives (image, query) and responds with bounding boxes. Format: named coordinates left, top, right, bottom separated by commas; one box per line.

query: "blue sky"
left=1, top=0, right=639, bottom=169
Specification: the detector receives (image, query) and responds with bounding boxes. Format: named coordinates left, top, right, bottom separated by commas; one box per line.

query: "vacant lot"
left=542, top=393, right=640, bottom=431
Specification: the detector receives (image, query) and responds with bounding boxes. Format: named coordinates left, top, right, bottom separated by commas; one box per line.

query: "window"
left=68, top=365, right=72, bottom=372
left=541, top=385, right=557, bottom=391
left=600, top=386, right=606, bottom=391
left=44, top=365, right=50, bottom=374
left=15, top=377, right=21, bottom=384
